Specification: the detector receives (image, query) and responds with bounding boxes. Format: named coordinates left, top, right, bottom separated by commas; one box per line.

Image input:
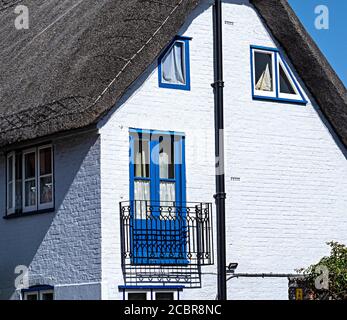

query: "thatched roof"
left=0, top=0, right=346, bottom=148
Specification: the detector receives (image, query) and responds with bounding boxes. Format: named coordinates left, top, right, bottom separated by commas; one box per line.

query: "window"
left=129, top=129, right=187, bottom=265
left=6, top=144, right=54, bottom=216
left=251, top=46, right=307, bottom=104
left=155, top=292, right=174, bottom=300
left=120, top=286, right=181, bottom=300
left=22, top=286, right=54, bottom=300
left=158, top=36, right=191, bottom=91
left=128, top=292, right=148, bottom=300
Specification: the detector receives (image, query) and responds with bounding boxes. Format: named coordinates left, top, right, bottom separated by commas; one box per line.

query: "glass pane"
left=128, top=293, right=147, bottom=300
left=255, top=52, right=273, bottom=91
left=162, top=41, right=185, bottom=85
left=134, top=138, right=149, bottom=178
left=25, top=152, right=36, bottom=179
left=25, top=180, right=36, bottom=207
left=15, top=180, right=22, bottom=210
left=159, top=136, right=174, bottom=179
left=25, top=293, right=38, bottom=300
left=156, top=292, right=174, bottom=300
left=40, top=176, right=53, bottom=204
left=41, top=292, right=54, bottom=300
left=15, top=154, right=22, bottom=211
left=40, top=147, right=52, bottom=176
left=160, top=181, right=176, bottom=219
left=7, top=182, right=13, bottom=209
left=134, top=180, right=150, bottom=219
left=279, top=64, right=296, bottom=94
left=7, top=155, right=13, bottom=182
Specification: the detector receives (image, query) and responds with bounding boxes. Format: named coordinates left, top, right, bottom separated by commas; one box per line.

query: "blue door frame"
left=129, top=129, right=187, bottom=265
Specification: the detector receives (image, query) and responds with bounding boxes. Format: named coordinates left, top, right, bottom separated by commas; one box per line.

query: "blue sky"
left=288, top=0, right=346, bottom=86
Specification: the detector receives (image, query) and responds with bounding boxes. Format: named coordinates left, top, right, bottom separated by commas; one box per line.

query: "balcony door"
left=129, top=129, right=187, bottom=265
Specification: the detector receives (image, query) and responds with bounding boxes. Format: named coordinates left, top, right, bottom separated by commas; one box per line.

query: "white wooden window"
left=125, top=290, right=178, bottom=300
left=252, top=49, right=276, bottom=98
left=38, top=145, right=54, bottom=210
left=22, top=148, right=37, bottom=213
left=6, top=145, right=54, bottom=215
left=6, top=152, right=15, bottom=215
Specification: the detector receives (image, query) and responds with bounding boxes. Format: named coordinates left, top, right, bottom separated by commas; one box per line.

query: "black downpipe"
left=212, top=0, right=227, bottom=300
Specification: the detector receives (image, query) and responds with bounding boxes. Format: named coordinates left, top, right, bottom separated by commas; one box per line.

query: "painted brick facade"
left=0, top=133, right=102, bottom=300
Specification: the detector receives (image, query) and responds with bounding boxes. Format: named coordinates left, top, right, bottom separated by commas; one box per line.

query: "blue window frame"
left=158, top=36, right=191, bottom=91
left=129, top=128, right=187, bottom=265
left=250, top=45, right=307, bottom=105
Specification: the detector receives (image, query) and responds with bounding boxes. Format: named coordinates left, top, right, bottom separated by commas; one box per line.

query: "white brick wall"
left=99, top=0, right=347, bottom=300
left=0, top=133, right=102, bottom=300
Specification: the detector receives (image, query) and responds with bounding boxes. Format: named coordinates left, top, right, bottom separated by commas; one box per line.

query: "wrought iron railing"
left=120, top=201, right=214, bottom=267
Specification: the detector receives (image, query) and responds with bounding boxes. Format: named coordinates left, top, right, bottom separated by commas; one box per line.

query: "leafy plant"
left=297, top=242, right=347, bottom=300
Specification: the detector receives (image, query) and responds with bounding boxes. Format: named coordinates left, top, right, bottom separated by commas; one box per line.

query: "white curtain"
left=162, top=42, right=185, bottom=85
left=134, top=180, right=150, bottom=218
left=160, top=181, right=175, bottom=218
left=255, top=63, right=272, bottom=91
left=159, top=152, right=169, bottom=179
left=135, top=150, right=147, bottom=177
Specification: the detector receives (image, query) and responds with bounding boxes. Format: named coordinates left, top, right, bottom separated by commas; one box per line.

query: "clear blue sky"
left=288, top=0, right=346, bottom=86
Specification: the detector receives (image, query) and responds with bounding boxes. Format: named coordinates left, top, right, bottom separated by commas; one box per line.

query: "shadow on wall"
left=0, top=132, right=101, bottom=300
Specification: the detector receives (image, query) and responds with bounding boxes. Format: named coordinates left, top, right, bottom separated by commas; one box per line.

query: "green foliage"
left=302, top=242, right=347, bottom=300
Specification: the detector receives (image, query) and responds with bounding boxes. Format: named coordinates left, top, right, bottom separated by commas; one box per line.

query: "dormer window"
left=158, top=36, right=191, bottom=91
left=251, top=46, right=307, bottom=104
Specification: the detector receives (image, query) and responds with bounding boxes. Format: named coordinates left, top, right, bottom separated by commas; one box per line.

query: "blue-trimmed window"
left=158, top=36, right=191, bottom=91
left=129, top=128, right=187, bottom=265
left=250, top=46, right=307, bottom=104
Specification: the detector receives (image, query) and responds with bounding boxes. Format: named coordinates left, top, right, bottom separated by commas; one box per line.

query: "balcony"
left=119, top=200, right=214, bottom=287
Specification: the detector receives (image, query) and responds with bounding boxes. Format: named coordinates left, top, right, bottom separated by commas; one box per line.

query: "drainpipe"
left=212, top=0, right=227, bottom=300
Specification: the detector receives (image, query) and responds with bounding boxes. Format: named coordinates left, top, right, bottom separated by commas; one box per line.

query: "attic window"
left=251, top=46, right=307, bottom=104
left=158, top=36, right=191, bottom=91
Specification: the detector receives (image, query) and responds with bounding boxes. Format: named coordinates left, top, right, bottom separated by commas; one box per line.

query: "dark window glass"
left=40, top=148, right=52, bottom=175
left=41, top=292, right=54, bottom=300
left=25, top=293, right=38, bottom=300
left=155, top=292, right=174, bottom=300
left=279, top=64, right=296, bottom=94
left=24, top=152, right=36, bottom=179
left=128, top=293, right=147, bottom=300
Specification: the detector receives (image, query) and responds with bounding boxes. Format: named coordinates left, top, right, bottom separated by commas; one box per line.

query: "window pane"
left=128, top=293, right=147, bottom=300
left=279, top=64, right=296, bottom=94
left=15, top=155, right=22, bottom=211
left=25, top=293, right=38, bottom=300
left=160, top=181, right=176, bottom=219
left=41, top=292, right=54, bottom=300
left=25, top=152, right=36, bottom=179
left=156, top=292, right=174, bottom=300
left=25, top=180, right=36, bottom=207
left=255, top=52, right=273, bottom=91
left=40, top=176, right=53, bottom=204
left=134, top=180, right=150, bottom=219
left=159, top=136, right=174, bottom=179
left=134, top=138, right=149, bottom=178
left=40, top=148, right=52, bottom=176
left=162, top=41, right=185, bottom=85
left=7, top=155, right=13, bottom=182
left=7, top=182, right=13, bottom=209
